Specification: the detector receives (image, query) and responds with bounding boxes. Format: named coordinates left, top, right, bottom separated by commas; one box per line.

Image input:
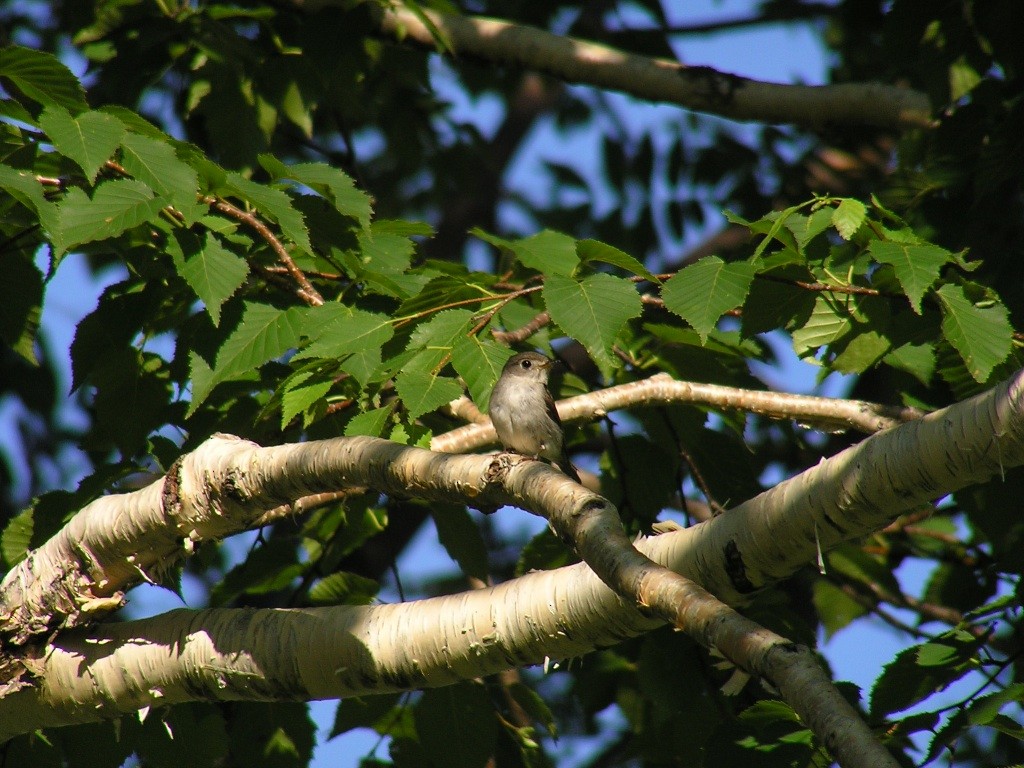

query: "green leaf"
left=831, top=198, right=867, bottom=240
left=224, top=172, right=312, bottom=255
left=935, top=283, right=1013, bottom=382
left=188, top=303, right=304, bottom=414
left=785, top=207, right=833, bottom=251
left=39, top=106, right=125, bottom=183
left=119, top=132, right=205, bottom=224
left=357, top=224, right=415, bottom=274
left=791, top=294, right=854, bottom=358
left=307, top=571, right=379, bottom=605
left=53, top=179, right=164, bottom=257
left=344, top=405, right=395, bottom=438
left=869, top=632, right=981, bottom=717
left=869, top=241, right=953, bottom=313
left=577, top=239, right=659, bottom=282
left=407, top=308, right=474, bottom=352
left=512, top=230, right=579, bottom=276
left=280, top=370, right=333, bottom=428
left=542, top=273, right=641, bottom=376
left=0, top=251, right=43, bottom=364
left=259, top=155, right=372, bottom=229
left=414, top=684, right=497, bottom=768
left=0, top=163, right=60, bottom=236
left=0, top=45, right=88, bottom=113
left=431, top=505, right=488, bottom=581
left=394, top=369, right=463, bottom=420
left=451, top=335, right=512, bottom=411
left=812, top=580, right=868, bottom=638
left=331, top=693, right=402, bottom=738
left=1, top=507, right=33, bottom=568
left=296, top=304, right=394, bottom=384
left=170, top=231, right=249, bottom=326
left=661, top=256, right=754, bottom=342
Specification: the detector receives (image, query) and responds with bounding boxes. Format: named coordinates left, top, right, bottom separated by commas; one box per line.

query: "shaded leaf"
left=415, top=684, right=497, bottom=768
left=431, top=505, right=488, bottom=581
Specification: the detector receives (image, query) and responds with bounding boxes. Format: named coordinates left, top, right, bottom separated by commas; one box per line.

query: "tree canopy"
left=2, top=1, right=1024, bottom=766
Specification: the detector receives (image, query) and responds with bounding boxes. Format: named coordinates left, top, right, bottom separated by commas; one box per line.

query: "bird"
left=488, top=351, right=581, bottom=482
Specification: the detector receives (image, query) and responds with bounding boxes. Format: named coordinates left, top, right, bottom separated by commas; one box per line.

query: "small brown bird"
left=489, top=351, right=580, bottom=482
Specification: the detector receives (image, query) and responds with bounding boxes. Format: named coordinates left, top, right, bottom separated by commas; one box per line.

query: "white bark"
left=3, top=369, right=1022, bottom=761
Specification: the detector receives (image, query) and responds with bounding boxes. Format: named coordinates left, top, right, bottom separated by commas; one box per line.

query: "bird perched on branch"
left=489, top=351, right=581, bottom=483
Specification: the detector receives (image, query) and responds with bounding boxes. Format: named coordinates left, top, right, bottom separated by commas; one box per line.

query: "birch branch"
left=3, top=371, right=1021, bottom=759
left=435, top=372, right=922, bottom=454
left=339, top=4, right=934, bottom=131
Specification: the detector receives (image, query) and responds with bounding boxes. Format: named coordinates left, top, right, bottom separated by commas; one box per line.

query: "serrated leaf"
left=119, top=132, right=204, bottom=224
left=1, top=507, right=33, bottom=568
left=935, top=284, right=1012, bottom=382
left=407, top=308, right=474, bottom=351
left=415, top=684, right=497, bottom=768
left=331, top=694, right=402, bottom=739
left=785, top=207, right=833, bottom=251
left=791, top=294, right=854, bottom=358
left=39, top=106, right=124, bottom=182
left=869, top=241, right=953, bottom=313
left=0, top=251, right=43, bottom=364
left=307, top=571, right=379, bottom=605
left=812, top=580, right=867, bottom=638
left=357, top=224, right=415, bottom=275
left=661, top=256, right=754, bottom=342
left=344, top=405, right=395, bottom=437
left=513, top=230, right=579, bottom=276
left=0, top=45, right=88, bottom=113
left=577, top=239, right=659, bottom=282
left=542, top=273, right=641, bottom=376
left=171, top=231, right=249, bottom=326
left=431, top=505, right=488, bottom=581
left=280, top=371, right=333, bottom=428
left=0, top=163, right=60, bottom=236
left=508, top=683, right=558, bottom=738
left=451, top=335, right=512, bottom=411
left=831, top=198, right=866, bottom=240
left=870, top=633, right=980, bottom=717
left=188, top=303, right=304, bottom=415
left=53, top=179, right=164, bottom=257
left=831, top=329, right=891, bottom=373
left=395, top=369, right=463, bottom=420
left=260, top=155, right=372, bottom=229
left=224, top=172, right=312, bottom=255
left=296, top=304, right=393, bottom=384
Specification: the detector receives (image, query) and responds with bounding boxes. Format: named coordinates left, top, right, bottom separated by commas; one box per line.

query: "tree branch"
left=340, top=4, right=934, bottom=131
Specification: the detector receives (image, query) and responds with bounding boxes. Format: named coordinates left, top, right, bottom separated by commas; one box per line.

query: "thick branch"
left=0, top=375, right=922, bottom=648
left=4, top=371, right=1023, bottom=757
left=347, top=5, right=933, bottom=131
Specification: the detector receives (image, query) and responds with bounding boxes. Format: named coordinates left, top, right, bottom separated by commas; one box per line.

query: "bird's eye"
left=520, top=359, right=532, bottom=369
